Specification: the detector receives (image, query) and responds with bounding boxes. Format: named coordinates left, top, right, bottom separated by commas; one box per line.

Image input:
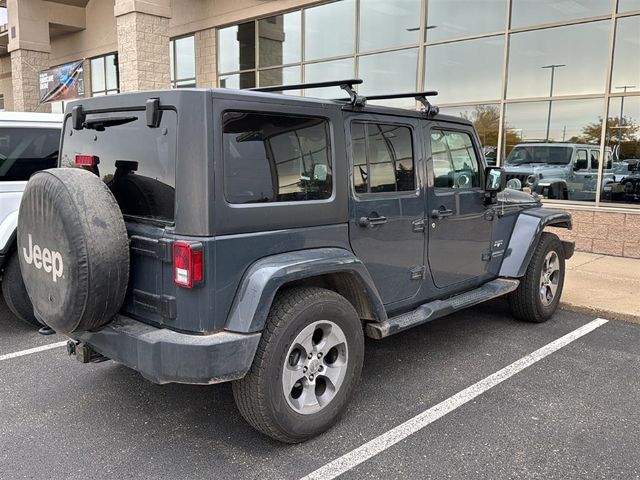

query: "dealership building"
left=0, top=0, right=639, bottom=257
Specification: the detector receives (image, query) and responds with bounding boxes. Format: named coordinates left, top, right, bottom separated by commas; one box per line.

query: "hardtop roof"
left=64, top=87, right=473, bottom=127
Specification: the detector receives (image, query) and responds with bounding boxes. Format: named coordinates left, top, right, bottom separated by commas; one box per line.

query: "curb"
left=560, top=301, right=640, bottom=325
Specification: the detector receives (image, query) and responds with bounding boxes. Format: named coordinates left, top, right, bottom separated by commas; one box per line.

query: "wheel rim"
left=282, top=320, right=348, bottom=415
left=539, top=250, right=561, bottom=306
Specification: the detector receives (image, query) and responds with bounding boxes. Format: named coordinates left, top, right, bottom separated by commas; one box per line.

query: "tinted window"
left=0, top=128, right=59, bottom=181
left=590, top=150, right=599, bottom=170
left=223, top=112, right=332, bottom=204
left=60, top=111, right=177, bottom=223
left=431, top=130, right=479, bottom=189
left=351, top=122, right=415, bottom=194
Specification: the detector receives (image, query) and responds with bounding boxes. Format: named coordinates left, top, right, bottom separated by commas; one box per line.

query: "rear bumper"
left=71, top=315, right=261, bottom=385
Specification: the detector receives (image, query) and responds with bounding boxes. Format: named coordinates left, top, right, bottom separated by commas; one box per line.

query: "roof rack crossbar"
left=250, top=78, right=367, bottom=108
left=335, top=91, right=440, bottom=116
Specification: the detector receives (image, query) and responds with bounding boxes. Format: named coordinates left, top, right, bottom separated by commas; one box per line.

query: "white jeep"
left=0, top=112, right=62, bottom=326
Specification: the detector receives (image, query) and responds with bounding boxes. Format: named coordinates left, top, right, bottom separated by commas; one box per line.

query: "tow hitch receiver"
left=67, top=340, right=108, bottom=363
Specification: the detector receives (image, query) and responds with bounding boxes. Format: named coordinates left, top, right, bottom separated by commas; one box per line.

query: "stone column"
left=195, top=27, right=216, bottom=88
left=7, top=0, right=51, bottom=112
left=11, top=49, right=51, bottom=112
left=114, top=0, right=171, bottom=92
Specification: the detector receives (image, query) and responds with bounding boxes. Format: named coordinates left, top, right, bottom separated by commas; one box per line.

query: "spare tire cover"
left=17, top=168, right=129, bottom=334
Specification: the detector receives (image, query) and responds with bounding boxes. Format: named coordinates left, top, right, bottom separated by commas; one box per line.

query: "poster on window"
left=39, top=60, right=85, bottom=104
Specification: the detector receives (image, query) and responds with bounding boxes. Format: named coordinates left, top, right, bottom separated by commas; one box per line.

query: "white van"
left=0, top=112, right=62, bottom=326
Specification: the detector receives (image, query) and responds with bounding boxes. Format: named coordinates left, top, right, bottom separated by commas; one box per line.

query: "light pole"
left=614, top=85, right=636, bottom=157
left=541, top=64, right=566, bottom=142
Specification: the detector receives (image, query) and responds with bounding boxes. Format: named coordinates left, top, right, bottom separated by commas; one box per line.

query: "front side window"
left=0, top=128, right=60, bottom=181
left=431, top=130, right=480, bottom=189
left=351, top=122, right=415, bottom=194
left=590, top=150, right=600, bottom=170
left=223, top=112, right=332, bottom=204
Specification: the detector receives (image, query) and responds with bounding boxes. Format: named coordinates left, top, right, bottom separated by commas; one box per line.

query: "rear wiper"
left=82, top=116, right=137, bottom=131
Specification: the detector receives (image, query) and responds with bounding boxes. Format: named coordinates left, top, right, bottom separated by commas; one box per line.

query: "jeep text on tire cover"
left=16, top=83, right=575, bottom=443
left=22, top=234, right=64, bottom=282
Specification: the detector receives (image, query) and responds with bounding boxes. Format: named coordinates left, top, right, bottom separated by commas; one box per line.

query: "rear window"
left=60, top=110, right=177, bottom=223
left=223, top=111, right=332, bottom=204
left=0, top=127, right=60, bottom=181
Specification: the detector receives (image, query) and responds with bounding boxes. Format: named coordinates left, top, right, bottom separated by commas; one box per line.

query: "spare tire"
left=17, top=168, right=129, bottom=334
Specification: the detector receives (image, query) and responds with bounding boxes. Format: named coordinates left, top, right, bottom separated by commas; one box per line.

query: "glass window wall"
left=359, top=0, right=420, bottom=52
left=511, top=0, right=611, bottom=28
left=507, top=21, right=610, bottom=99
left=426, top=0, right=506, bottom=42
left=170, top=36, right=196, bottom=88
left=425, top=36, right=504, bottom=104
left=91, top=54, right=118, bottom=96
left=611, top=16, right=640, bottom=94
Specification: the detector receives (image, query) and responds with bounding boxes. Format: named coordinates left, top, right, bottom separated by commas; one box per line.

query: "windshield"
left=60, top=110, right=177, bottom=223
left=0, top=127, right=60, bottom=181
left=505, top=145, right=573, bottom=166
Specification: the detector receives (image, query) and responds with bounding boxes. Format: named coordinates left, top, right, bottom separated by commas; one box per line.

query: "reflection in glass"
left=359, top=0, right=420, bottom=52
left=511, top=0, right=611, bottom=28
left=175, top=36, right=195, bottom=81
left=602, top=96, right=640, bottom=205
left=425, top=36, right=504, bottom=104
left=439, top=104, right=501, bottom=164
left=258, top=11, right=301, bottom=68
left=304, top=58, right=354, bottom=98
left=223, top=112, right=332, bottom=203
left=218, top=22, right=256, bottom=73
left=611, top=16, right=640, bottom=94
left=431, top=130, right=480, bottom=189
left=259, top=66, right=301, bottom=94
left=507, top=21, right=610, bottom=99
left=359, top=49, right=418, bottom=107
left=304, top=0, right=355, bottom=61
left=502, top=99, right=605, bottom=201
left=618, top=0, right=640, bottom=12
left=219, top=72, right=255, bottom=89
left=426, top=0, right=506, bottom=42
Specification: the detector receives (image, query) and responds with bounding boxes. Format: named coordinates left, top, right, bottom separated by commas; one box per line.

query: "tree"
left=578, top=116, right=639, bottom=145
left=459, top=105, right=522, bottom=154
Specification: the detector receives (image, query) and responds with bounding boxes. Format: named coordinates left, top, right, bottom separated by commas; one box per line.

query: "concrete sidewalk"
left=560, top=252, right=640, bottom=324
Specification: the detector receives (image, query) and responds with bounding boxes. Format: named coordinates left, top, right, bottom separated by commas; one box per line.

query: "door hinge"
left=410, top=265, right=426, bottom=280
left=481, top=251, right=492, bottom=262
left=412, top=219, right=425, bottom=232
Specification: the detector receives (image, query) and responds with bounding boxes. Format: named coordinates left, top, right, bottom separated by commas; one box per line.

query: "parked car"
left=603, top=159, right=640, bottom=203
left=0, top=112, right=62, bottom=326
left=17, top=83, right=574, bottom=443
left=504, top=143, right=614, bottom=201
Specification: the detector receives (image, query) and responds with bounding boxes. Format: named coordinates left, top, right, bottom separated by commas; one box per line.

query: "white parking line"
left=301, top=317, right=609, bottom=480
left=0, top=341, right=68, bottom=362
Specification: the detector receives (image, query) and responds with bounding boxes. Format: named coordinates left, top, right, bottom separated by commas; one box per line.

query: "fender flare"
left=499, top=208, right=573, bottom=278
left=225, top=247, right=387, bottom=333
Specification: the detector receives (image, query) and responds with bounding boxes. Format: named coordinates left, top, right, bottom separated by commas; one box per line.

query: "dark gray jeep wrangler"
left=17, top=80, right=574, bottom=443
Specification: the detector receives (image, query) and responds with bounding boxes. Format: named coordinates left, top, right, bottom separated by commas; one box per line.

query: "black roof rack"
left=250, top=79, right=439, bottom=115
left=250, top=78, right=366, bottom=107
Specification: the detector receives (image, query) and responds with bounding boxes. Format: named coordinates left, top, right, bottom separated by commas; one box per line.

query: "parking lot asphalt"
left=1, top=297, right=639, bottom=480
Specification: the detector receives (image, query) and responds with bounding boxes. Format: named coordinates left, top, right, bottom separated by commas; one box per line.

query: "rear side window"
left=60, top=110, right=177, bottom=223
left=0, top=128, right=59, bottom=181
left=431, top=130, right=479, bottom=189
left=223, top=111, right=332, bottom=204
left=351, top=122, right=415, bottom=194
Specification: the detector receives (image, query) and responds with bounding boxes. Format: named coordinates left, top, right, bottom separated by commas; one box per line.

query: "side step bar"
left=365, top=278, right=520, bottom=339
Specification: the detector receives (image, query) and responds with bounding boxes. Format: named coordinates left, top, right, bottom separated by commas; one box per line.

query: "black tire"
left=232, top=286, right=364, bottom=443
left=17, top=168, right=129, bottom=334
left=2, top=251, right=42, bottom=327
left=509, top=232, right=565, bottom=323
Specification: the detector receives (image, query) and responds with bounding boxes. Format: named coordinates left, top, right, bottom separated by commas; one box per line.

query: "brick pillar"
left=0, top=55, right=14, bottom=111
left=11, top=49, right=51, bottom=112
left=115, top=11, right=170, bottom=92
left=195, top=28, right=216, bottom=88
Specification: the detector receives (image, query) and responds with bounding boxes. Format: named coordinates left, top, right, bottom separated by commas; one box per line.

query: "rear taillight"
left=75, top=154, right=99, bottom=167
left=173, top=241, right=204, bottom=288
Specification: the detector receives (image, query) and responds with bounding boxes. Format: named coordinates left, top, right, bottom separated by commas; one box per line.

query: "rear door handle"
left=358, top=215, right=388, bottom=227
left=431, top=208, right=454, bottom=220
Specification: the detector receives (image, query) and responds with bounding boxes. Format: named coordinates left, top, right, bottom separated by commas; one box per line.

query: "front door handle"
left=358, top=215, right=388, bottom=227
left=431, top=208, right=454, bottom=220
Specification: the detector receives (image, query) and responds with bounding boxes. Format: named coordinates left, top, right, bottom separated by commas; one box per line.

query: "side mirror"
left=485, top=166, right=505, bottom=192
